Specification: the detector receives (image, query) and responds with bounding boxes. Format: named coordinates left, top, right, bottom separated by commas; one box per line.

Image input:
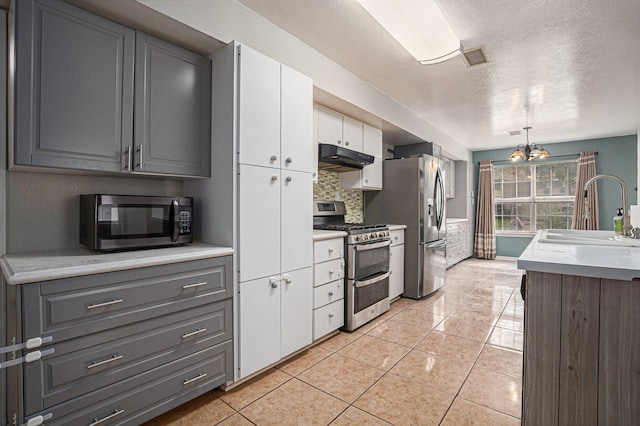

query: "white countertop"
left=517, top=230, right=640, bottom=281
left=387, top=224, right=407, bottom=231
left=0, top=243, right=234, bottom=285
left=447, top=218, right=468, bottom=223
left=313, top=230, right=347, bottom=241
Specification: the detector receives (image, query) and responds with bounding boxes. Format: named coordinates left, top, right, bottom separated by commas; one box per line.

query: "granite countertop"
left=517, top=230, right=640, bottom=281
left=0, top=243, right=234, bottom=285
left=313, top=230, right=347, bottom=241
left=387, top=224, right=407, bottom=231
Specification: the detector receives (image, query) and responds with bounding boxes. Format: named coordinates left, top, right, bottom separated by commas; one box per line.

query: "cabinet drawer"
left=446, top=241, right=463, bottom=258
left=313, top=300, right=344, bottom=340
left=31, top=340, right=232, bottom=426
left=24, top=299, right=231, bottom=413
left=313, top=280, right=344, bottom=309
left=390, top=230, right=405, bottom=246
left=22, top=257, right=231, bottom=343
left=314, top=258, right=344, bottom=287
left=314, top=238, right=344, bottom=264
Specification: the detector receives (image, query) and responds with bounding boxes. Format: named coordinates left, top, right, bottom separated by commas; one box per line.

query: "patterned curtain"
left=572, top=150, right=599, bottom=230
left=474, top=160, right=496, bottom=259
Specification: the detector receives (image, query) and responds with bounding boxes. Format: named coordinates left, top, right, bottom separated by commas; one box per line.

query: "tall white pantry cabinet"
left=186, top=42, right=314, bottom=381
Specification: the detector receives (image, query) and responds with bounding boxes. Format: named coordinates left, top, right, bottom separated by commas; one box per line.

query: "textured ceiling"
left=236, top=0, right=640, bottom=150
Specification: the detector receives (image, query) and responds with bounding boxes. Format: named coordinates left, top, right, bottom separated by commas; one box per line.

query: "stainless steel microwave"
left=80, top=195, right=193, bottom=251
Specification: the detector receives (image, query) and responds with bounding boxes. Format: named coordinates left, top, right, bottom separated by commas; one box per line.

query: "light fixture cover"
left=357, top=0, right=462, bottom=65
left=508, top=127, right=550, bottom=162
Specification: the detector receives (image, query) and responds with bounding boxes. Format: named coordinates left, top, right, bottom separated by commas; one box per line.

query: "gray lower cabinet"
left=6, top=256, right=233, bottom=425
left=14, top=0, right=211, bottom=177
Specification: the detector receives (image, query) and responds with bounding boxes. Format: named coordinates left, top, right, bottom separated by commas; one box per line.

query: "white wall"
left=137, top=0, right=471, bottom=164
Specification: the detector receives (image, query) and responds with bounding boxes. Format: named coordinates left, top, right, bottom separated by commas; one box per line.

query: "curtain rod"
left=479, top=151, right=599, bottom=165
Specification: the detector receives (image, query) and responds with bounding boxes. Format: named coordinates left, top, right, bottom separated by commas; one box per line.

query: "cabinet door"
left=342, top=116, right=363, bottom=152
left=238, top=45, right=281, bottom=168
left=361, top=157, right=383, bottom=190
left=238, top=165, right=281, bottom=282
left=363, top=125, right=383, bottom=157
left=14, top=0, right=134, bottom=172
left=239, top=276, right=281, bottom=378
left=312, top=106, right=319, bottom=183
left=281, top=267, right=313, bottom=357
left=317, top=108, right=343, bottom=147
left=281, top=65, right=313, bottom=173
left=281, top=171, right=313, bottom=272
left=389, top=244, right=405, bottom=299
left=134, top=33, right=211, bottom=176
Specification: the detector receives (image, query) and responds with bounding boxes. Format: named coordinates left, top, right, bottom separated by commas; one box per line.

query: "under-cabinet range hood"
left=318, top=143, right=375, bottom=172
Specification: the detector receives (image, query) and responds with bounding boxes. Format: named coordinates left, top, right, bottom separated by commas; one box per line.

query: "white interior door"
left=239, top=164, right=280, bottom=282
left=281, top=170, right=313, bottom=272
left=238, top=45, right=280, bottom=168
left=281, top=65, right=313, bottom=173
left=281, top=267, right=313, bottom=357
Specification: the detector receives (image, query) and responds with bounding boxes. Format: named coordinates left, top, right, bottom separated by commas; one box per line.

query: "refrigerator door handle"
left=434, top=167, right=445, bottom=230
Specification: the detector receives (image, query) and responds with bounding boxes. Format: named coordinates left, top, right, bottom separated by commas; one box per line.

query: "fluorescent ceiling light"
left=357, top=0, right=462, bottom=65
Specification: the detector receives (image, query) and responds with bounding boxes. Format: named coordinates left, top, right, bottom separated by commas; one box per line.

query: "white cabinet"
left=313, top=237, right=345, bottom=340
left=446, top=220, right=468, bottom=268
left=238, top=45, right=313, bottom=173
left=443, top=157, right=456, bottom=199
left=239, top=267, right=312, bottom=377
left=339, top=124, right=383, bottom=190
left=316, top=106, right=363, bottom=151
left=389, top=228, right=405, bottom=300
left=233, top=44, right=314, bottom=378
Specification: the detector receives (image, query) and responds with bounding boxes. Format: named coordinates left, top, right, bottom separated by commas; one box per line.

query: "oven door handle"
left=355, top=271, right=391, bottom=288
left=354, top=240, right=392, bottom=251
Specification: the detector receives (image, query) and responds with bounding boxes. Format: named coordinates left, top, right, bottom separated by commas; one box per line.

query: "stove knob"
left=354, top=235, right=361, bottom=242
left=362, top=234, right=368, bottom=240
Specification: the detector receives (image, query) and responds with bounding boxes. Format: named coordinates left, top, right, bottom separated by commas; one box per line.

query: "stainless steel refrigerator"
left=364, top=155, right=446, bottom=299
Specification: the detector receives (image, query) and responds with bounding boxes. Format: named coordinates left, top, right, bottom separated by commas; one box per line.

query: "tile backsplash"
left=313, top=170, right=363, bottom=223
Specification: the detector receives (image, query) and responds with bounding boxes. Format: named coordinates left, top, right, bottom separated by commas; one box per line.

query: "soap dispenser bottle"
left=613, top=208, right=623, bottom=235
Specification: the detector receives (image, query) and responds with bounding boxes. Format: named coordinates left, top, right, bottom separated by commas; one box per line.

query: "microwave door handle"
left=171, top=199, right=180, bottom=242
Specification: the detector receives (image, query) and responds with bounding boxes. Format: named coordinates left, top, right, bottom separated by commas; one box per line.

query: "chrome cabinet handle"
left=395, top=236, right=399, bottom=240
left=89, top=409, right=125, bottom=426
left=329, top=313, right=334, bottom=318
left=124, top=145, right=132, bottom=171
left=286, top=157, right=292, bottom=164
left=329, top=269, right=334, bottom=274
left=337, top=139, right=342, bottom=145
left=87, top=299, right=123, bottom=310
left=182, top=281, right=207, bottom=289
left=183, top=373, right=208, bottom=385
left=364, top=179, right=368, bottom=183
left=271, top=175, right=278, bottom=181
left=286, top=176, right=292, bottom=182
left=284, top=275, right=292, bottom=284
left=135, top=145, right=143, bottom=169
left=328, top=291, right=334, bottom=296
left=87, top=354, right=123, bottom=369
left=345, top=141, right=350, bottom=146
left=182, top=328, right=207, bottom=339
left=271, top=155, right=278, bottom=161
left=271, top=282, right=278, bottom=288
left=328, top=247, right=334, bottom=253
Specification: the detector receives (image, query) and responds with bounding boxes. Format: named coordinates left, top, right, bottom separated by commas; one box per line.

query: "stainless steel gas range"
left=313, top=201, right=391, bottom=331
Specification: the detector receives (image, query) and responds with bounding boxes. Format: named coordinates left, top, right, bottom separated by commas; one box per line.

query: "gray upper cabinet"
left=134, top=33, right=211, bottom=176
left=14, top=0, right=134, bottom=172
left=14, top=0, right=211, bottom=177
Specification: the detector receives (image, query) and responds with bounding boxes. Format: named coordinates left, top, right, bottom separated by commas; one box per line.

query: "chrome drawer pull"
left=89, top=409, right=124, bottom=426
left=87, top=354, right=123, bottom=369
left=87, top=299, right=123, bottom=310
left=183, top=372, right=208, bottom=385
left=182, top=281, right=208, bottom=289
left=182, top=328, right=207, bottom=339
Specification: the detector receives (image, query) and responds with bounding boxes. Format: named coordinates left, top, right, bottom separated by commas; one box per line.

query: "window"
left=494, top=161, right=577, bottom=233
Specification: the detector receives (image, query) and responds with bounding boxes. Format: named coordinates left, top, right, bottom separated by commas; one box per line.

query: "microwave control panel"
left=179, top=207, right=192, bottom=235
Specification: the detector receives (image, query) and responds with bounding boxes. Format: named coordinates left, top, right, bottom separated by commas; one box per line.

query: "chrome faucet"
left=583, top=174, right=633, bottom=237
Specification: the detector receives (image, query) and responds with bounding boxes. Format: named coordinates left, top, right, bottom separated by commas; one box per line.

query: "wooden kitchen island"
left=518, top=231, right=640, bottom=426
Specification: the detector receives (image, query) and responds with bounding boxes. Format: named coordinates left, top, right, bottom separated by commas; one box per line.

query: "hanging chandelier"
left=509, top=127, right=550, bottom=162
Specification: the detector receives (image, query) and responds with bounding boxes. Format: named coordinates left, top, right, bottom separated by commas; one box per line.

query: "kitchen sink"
left=539, top=229, right=640, bottom=247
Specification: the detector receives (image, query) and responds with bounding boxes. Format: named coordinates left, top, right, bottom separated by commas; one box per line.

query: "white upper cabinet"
left=317, top=107, right=343, bottom=147
left=281, top=65, right=313, bottom=173
left=238, top=45, right=281, bottom=169
left=342, top=116, right=364, bottom=152
left=339, top=124, right=383, bottom=190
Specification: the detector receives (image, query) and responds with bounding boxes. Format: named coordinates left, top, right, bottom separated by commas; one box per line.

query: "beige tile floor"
left=145, top=258, right=524, bottom=426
